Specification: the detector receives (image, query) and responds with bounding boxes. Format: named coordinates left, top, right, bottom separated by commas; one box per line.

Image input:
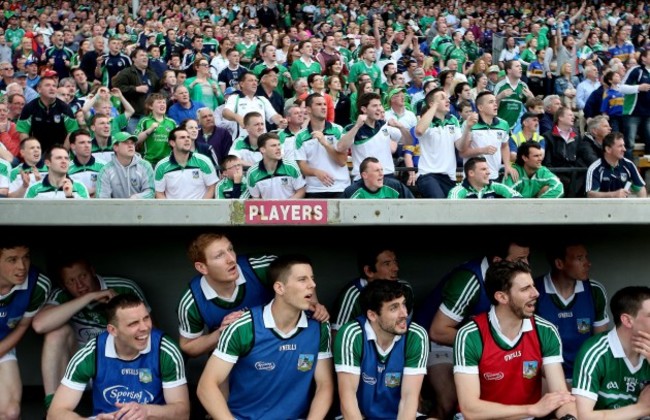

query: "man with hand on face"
left=24, top=144, right=89, bottom=199
left=453, top=260, right=578, bottom=420
left=334, top=280, right=428, bottom=420
left=197, top=254, right=334, bottom=420
left=48, top=295, right=189, bottom=420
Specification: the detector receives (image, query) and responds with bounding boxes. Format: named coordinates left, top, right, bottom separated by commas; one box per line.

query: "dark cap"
left=14, top=71, right=26, bottom=78
left=520, top=112, right=541, bottom=123
left=259, top=67, right=279, bottom=77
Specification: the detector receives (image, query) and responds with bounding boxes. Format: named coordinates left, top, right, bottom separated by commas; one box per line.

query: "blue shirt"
left=166, top=100, right=205, bottom=125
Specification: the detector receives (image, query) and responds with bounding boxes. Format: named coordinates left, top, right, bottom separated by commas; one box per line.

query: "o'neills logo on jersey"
left=504, top=350, right=521, bottom=362
left=279, top=344, right=296, bottom=351
left=558, top=311, right=573, bottom=318
left=103, top=385, right=154, bottom=405
left=483, top=372, right=504, bottom=381
left=255, top=361, right=276, bottom=371
left=362, top=372, right=377, bottom=385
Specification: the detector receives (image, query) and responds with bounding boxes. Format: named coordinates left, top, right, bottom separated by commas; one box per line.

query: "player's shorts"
left=426, top=341, right=453, bottom=367
left=0, top=348, right=17, bottom=364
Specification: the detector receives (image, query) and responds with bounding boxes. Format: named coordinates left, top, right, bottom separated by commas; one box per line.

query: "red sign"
left=244, top=200, right=328, bottom=225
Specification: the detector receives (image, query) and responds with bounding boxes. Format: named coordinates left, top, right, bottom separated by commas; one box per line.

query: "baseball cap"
left=384, top=87, right=407, bottom=107
left=521, top=112, right=541, bottom=123
left=25, top=59, right=37, bottom=66
left=488, top=65, right=500, bottom=74
left=259, top=67, right=279, bottom=77
left=14, top=71, right=26, bottom=78
left=42, top=69, right=58, bottom=77
left=113, top=132, right=137, bottom=143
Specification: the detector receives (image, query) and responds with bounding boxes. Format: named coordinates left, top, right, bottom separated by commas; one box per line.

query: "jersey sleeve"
left=246, top=254, right=277, bottom=287
left=404, top=323, right=428, bottom=375
left=534, top=315, right=564, bottom=365
left=439, top=270, right=481, bottom=322
left=61, top=339, right=97, bottom=391
left=160, top=335, right=187, bottom=388
left=46, top=287, right=70, bottom=306
left=588, top=280, right=610, bottom=327
left=176, top=288, right=206, bottom=339
left=331, top=284, right=361, bottom=331
left=333, top=321, right=363, bottom=375
left=318, top=321, right=332, bottom=359
left=453, top=321, right=482, bottom=374
left=25, top=272, right=52, bottom=317
left=212, top=311, right=254, bottom=363
left=571, top=335, right=604, bottom=401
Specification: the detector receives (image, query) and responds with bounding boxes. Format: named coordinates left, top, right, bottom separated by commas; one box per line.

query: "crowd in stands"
left=0, top=0, right=649, bottom=199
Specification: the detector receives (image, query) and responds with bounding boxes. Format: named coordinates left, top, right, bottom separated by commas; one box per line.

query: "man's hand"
left=61, top=178, right=74, bottom=197
left=309, top=303, right=330, bottom=322
left=387, top=118, right=403, bottom=129
left=88, top=289, right=118, bottom=304
left=504, top=165, right=519, bottom=182
left=613, top=188, right=630, bottom=198
left=218, top=310, right=246, bottom=333
left=112, top=401, right=148, bottom=420
left=632, top=330, right=650, bottom=359
left=465, top=112, right=479, bottom=127
left=355, top=114, right=368, bottom=128
left=315, top=169, right=334, bottom=187
left=135, top=84, right=149, bottom=93
left=482, top=145, right=497, bottom=155
left=529, top=391, right=575, bottom=418
left=276, top=118, right=288, bottom=129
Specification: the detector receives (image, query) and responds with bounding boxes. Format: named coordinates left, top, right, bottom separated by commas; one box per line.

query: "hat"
left=488, top=65, right=500, bottom=74
left=113, top=132, right=137, bottom=144
left=224, top=87, right=236, bottom=95
left=393, top=23, right=405, bottom=32
left=42, top=69, right=58, bottom=77
left=5, top=11, right=16, bottom=19
left=521, top=112, right=541, bottom=123
left=385, top=87, right=406, bottom=103
left=25, top=59, right=37, bottom=66
left=14, top=71, right=26, bottom=78
left=259, top=67, right=279, bottom=77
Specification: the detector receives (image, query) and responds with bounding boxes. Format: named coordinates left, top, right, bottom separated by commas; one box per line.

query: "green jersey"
left=176, top=254, right=275, bottom=338
left=290, top=58, right=322, bottom=81
left=47, top=276, right=149, bottom=345
left=348, top=185, right=402, bottom=199
left=337, top=47, right=353, bottom=66
left=134, top=115, right=176, bottom=167
left=503, top=164, right=564, bottom=198
left=235, top=42, right=257, bottom=62
left=454, top=310, right=563, bottom=372
left=494, top=78, right=529, bottom=129
left=444, top=44, right=468, bottom=70
left=349, top=60, right=382, bottom=90
left=334, top=318, right=428, bottom=371
left=62, top=333, right=185, bottom=389
left=215, top=176, right=249, bottom=199
left=5, top=27, right=25, bottom=50
left=215, top=307, right=331, bottom=359
left=572, top=329, right=650, bottom=410
left=25, top=178, right=89, bottom=199
left=448, top=180, right=521, bottom=199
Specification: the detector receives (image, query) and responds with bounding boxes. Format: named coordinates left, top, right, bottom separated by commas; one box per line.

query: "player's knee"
left=0, top=401, right=21, bottom=420
left=44, top=324, right=74, bottom=347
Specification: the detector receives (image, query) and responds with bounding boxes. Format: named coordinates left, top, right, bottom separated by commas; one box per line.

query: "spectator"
left=215, top=155, right=248, bottom=199
left=503, top=141, right=564, bottom=198
left=448, top=156, right=521, bottom=199
left=167, top=85, right=205, bottom=125
left=621, top=47, right=650, bottom=154
left=24, top=144, right=89, bottom=199
left=344, top=157, right=414, bottom=199
left=580, top=115, right=612, bottom=166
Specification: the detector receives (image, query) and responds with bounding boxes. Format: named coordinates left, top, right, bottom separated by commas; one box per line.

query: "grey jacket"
left=96, top=154, right=155, bottom=199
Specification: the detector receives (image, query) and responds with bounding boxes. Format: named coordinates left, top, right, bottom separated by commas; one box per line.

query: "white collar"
left=105, top=333, right=151, bottom=359
left=200, top=266, right=246, bottom=301
left=488, top=306, right=533, bottom=348
left=542, top=273, right=585, bottom=306
left=262, top=300, right=308, bottom=338
left=364, top=318, right=402, bottom=357
left=0, top=277, right=29, bottom=298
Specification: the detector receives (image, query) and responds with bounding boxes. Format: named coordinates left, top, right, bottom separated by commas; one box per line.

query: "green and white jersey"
left=431, top=35, right=452, bottom=58
left=134, top=116, right=177, bottom=168
left=214, top=303, right=332, bottom=362
left=572, top=329, right=650, bottom=410
left=349, top=60, right=382, bottom=90
left=0, top=158, right=10, bottom=191
left=9, top=163, right=49, bottom=195
left=247, top=158, right=306, bottom=199
left=494, top=78, right=529, bottom=129
left=154, top=152, right=218, bottom=199
left=443, top=44, right=468, bottom=70
left=109, top=114, right=129, bottom=135
left=437, top=258, right=488, bottom=323
left=294, top=123, right=349, bottom=193
left=337, top=47, right=353, bottom=66
left=469, top=117, right=510, bottom=180
left=202, top=37, right=219, bottom=55
left=68, top=157, right=105, bottom=195
left=61, top=333, right=186, bottom=391
left=177, top=254, right=275, bottom=338
left=278, top=128, right=302, bottom=161
left=348, top=185, right=401, bottom=199
left=224, top=94, right=278, bottom=138
left=454, top=308, right=563, bottom=373
left=47, top=276, right=150, bottom=345
left=503, top=164, right=564, bottom=198
left=290, top=58, right=322, bottom=81
left=24, top=176, right=89, bottom=199
left=0, top=270, right=51, bottom=318
left=253, top=63, right=290, bottom=98
left=5, top=27, right=25, bottom=50
left=235, top=42, right=257, bottom=61
left=215, top=176, right=249, bottom=199
left=448, top=180, right=521, bottom=199
left=228, top=136, right=262, bottom=165
left=333, top=318, right=428, bottom=374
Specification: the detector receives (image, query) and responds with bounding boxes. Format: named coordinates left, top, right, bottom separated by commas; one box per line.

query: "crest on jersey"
left=523, top=361, right=538, bottom=379
left=297, top=354, right=314, bottom=372
left=54, top=114, right=61, bottom=124
left=577, top=318, right=591, bottom=334
left=139, top=369, right=152, bottom=383
left=192, top=170, right=199, bottom=179
left=385, top=372, right=402, bottom=388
